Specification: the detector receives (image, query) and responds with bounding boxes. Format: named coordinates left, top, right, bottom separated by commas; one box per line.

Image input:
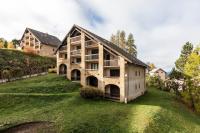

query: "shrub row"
left=80, top=86, right=104, bottom=99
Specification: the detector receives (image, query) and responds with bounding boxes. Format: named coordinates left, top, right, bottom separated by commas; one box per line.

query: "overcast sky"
left=0, top=0, right=200, bottom=71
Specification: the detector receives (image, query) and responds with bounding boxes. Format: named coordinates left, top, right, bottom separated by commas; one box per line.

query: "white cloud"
left=0, top=0, right=200, bottom=71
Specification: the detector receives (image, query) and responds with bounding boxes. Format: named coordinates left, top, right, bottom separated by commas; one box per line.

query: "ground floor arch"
left=105, top=84, right=120, bottom=100
left=86, top=76, right=98, bottom=87
left=71, top=69, right=81, bottom=81
left=59, top=64, right=67, bottom=75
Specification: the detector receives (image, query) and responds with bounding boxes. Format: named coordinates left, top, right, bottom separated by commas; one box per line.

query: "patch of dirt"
left=1, top=121, right=56, bottom=133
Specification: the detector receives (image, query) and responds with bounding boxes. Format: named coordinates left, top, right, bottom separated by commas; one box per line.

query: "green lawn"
left=0, top=74, right=199, bottom=133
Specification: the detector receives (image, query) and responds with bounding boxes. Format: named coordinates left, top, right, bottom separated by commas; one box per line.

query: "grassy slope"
left=0, top=74, right=199, bottom=133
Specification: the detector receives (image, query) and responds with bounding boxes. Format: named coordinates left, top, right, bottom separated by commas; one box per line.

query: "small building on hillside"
left=150, top=68, right=167, bottom=80
left=55, top=24, right=147, bottom=103
left=20, top=28, right=61, bottom=57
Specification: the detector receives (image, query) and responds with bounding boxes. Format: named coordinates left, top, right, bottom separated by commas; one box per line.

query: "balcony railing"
left=85, top=68, right=98, bottom=71
left=71, top=49, right=81, bottom=56
left=70, top=36, right=81, bottom=43
left=85, top=40, right=98, bottom=47
left=104, top=59, right=119, bottom=67
left=85, top=54, right=99, bottom=60
left=60, top=46, right=67, bottom=51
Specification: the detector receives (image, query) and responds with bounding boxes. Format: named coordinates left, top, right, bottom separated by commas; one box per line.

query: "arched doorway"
left=105, top=84, right=120, bottom=100
left=71, top=69, right=81, bottom=81
left=59, top=64, right=67, bottom=75
left=86, top=76, right=98, bottom=87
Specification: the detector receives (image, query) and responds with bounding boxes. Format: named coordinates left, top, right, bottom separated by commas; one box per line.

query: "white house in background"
left=149, top=68, right=167, bottom=80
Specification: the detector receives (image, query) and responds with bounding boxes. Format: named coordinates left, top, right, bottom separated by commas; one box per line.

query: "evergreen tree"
left=175, top=42, right=193, bottom=72
left=115, top=30, right=120, bottom=46
left=110, top=34, right=116, bottom=45
left=127, top=33, right=137, bottom=56
left=119, top=31, right=126, bottom=50
left=110, top=31, right=137, bottom=56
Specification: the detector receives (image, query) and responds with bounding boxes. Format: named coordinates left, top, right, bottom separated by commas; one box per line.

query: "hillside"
left=0, top=74, right=199, bottom=133
left=0, top=49, right=56, bottom=80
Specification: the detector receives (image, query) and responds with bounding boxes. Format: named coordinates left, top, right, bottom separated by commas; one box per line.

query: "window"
left=91, top=49, right=98, bottom=54
left=135, top=84, right=137, bottom=90
left=64, top=54, right=67, bottom=59
left=59, top=53, right=63, bottom=58
left=139, top=71, right=140, bottom=76
left=91, top=63, right=98, bottom=70
left=110, top=69, right=120, bottom=77
left=139, top=83, right=140, bottom=89
left=53, top=48, right=54, bottom=51
left=76, top=46, right=81, bottom=50
left=135, top=71, right=137, bottom=76
left=76, top=58, right=81, bottom=63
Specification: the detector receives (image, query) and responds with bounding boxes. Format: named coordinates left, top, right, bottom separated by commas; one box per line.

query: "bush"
left=164, top=80, right=179, bottom=93
left=80, top=87, right=104, bottom=99
left=2, top=69, right=12, bottom=81
left=146, top=75, right=165, bottom=90
left=48, top=68, right=57, bottom=73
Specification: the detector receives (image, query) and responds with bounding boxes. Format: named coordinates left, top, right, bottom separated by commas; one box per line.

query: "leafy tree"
left=181, top=46, right=200, bottom=113
left=175, top=42, right=193, bottom=72
left=126, top=33, right=137, bottom=56
left=7, top=42, right=15, bottom=49
left=149, top=63, right=156, bottom=70
left=169, top=67, right=184, bottom=79
left=12, top=39, right=20, bottom=48
left=0, top=42, right=4, bottom=48
left=4, top=41, right=8, bottom=48
left=0, top=38, right=5, bottom=48
left=184, top=52, right=200, bottom=78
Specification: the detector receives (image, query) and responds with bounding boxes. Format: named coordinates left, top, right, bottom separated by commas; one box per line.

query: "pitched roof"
left=57, top=24, right=147, bottom=68
left=151, top=68, right=166, bottom=73
left=22, top=28, right=61, bottom=47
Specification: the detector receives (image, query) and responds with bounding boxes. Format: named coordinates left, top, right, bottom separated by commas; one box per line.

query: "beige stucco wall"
left=125, top=64, right=146, bottom=101
left=39, top=44, right=56, bottom=57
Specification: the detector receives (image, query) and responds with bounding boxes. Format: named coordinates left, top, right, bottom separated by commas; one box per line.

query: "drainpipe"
left=124, top=65, right=129, bottom=104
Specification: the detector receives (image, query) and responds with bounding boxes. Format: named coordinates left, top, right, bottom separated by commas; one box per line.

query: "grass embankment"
left=0, top=74, right=199, bottom=133
left=0, top=49, right=56, bottom=80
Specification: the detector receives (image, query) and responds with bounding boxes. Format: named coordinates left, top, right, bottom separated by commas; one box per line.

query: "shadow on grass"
left=131, top=88, right=200, bottom=133
left=0, top=93, right=72, bottom=131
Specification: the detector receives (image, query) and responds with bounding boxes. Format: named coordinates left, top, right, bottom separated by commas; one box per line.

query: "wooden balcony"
left=85, top=40, right=98, bottom=48
left=71, top=49, right=81, bottom=56
left=70, top=36, right=81, bottom=44
left=59, top=46, right=67, bottom=53
left=85, top=54, right=99, bottom=61
left=104, top=59, right=119, bottom=67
